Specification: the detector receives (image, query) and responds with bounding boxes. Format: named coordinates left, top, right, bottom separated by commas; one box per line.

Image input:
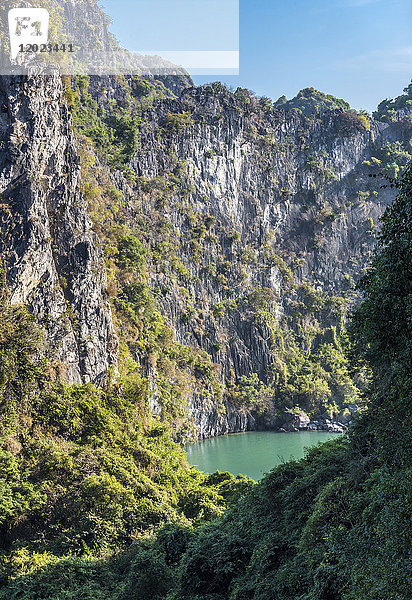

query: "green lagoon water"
left=186, top=431, right=339, bottom=481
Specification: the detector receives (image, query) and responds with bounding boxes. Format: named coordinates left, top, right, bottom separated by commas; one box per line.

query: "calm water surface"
left=186, top=431, right=339, bottom=481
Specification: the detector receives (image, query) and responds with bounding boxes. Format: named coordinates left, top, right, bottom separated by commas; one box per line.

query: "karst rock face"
left=0, top=1, right=409, bottom=436
left=0, top=72, right=118, bottom=385
left=1, top=69, right=408, bottom=435
left=121, top=85, right=407, bottom=436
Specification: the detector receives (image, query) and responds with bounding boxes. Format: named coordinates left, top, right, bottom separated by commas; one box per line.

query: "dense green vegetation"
left=363, top=82, right=412, bottom=177
left=363, top=139, right=412, bottom=179
left=68, top=75, right=140, bottom=169
left=0, top=269, right=251, bottom=593
left=1, top=157, right=410, bottom=597
left=274, top=87, right=350, bottom=116
left=225, top=285, right=359, bottom=418
left=373, top=80, right=412, bottom=123
left=272, top=88, right=373, bottom=136
left=67, top=74, right=180, bottom=170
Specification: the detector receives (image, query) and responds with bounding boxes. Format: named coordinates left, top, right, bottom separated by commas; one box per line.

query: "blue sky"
left=100, top=0, right=412, bottom=112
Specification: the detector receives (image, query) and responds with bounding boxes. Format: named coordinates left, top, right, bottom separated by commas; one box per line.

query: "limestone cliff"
left=1, top=70, right=410, bottom=438
left=115, top=85, right=408, bottom=437
left=0, top=2, right=410, bottom=439
left=0, top=72, right=117, bottom=384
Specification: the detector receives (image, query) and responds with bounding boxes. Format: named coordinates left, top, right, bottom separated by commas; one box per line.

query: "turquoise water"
left=186, top=431, right=339, bottom=481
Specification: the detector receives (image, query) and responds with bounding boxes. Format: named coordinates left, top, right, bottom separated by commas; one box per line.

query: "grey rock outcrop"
left=0, top=72, right=118, bottom=384
left=121, top=85, right=404, bottom=437
left=189, top=396, right=255, bottom=439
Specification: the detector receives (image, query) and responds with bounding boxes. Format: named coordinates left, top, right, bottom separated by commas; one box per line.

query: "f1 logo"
left=8, top=8, right=49, bottom=60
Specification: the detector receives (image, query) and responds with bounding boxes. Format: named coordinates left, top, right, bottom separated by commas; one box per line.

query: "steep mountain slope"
left=0, top=0, right=189, bottom=386
left=0, top=2, right=410, bottom=439
left=0, top=72, right=117, bottom=384
left=79, top=80, right=410, bottom=437
left=1, top=68, right=411, bottom=436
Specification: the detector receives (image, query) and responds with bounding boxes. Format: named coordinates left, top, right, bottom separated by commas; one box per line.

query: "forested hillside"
left=0, top=1, right=411, bottom=597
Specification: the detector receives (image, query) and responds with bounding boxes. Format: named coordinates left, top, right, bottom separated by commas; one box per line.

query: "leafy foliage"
left=0, top=283, right=250, bottom=587
left=373, top=80, right=412, bottom=123
left=350, top=163, right=412, bottom=466
left=274, top=87, right=350, bottom=116
left=162, top=112, right=193, bottom=134
left=364, top=140, right=412, bottom=179
left=69, top=76, right=139, bottom=169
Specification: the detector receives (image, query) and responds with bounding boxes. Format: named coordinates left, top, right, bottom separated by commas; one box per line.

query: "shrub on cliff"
left=373, top=79, right=412, bottom=122
left=162, top=112, right=193, bottom=134
left=274, top=87, right=350, bottom=116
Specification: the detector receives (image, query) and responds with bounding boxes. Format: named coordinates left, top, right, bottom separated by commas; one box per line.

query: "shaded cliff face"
left=0, top=73, right=118, bottom=384
left=133, top=86, right=393, bottom=293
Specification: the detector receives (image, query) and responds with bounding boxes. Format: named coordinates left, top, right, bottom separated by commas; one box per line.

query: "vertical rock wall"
left=0, top=72, right=117, bottom=384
